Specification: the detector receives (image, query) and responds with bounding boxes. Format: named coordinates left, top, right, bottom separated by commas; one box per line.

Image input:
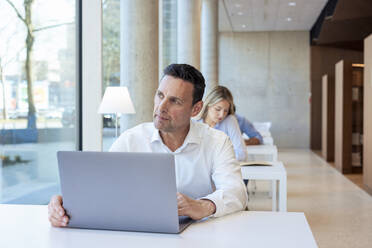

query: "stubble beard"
left=153, top=114, right=174, bottom=132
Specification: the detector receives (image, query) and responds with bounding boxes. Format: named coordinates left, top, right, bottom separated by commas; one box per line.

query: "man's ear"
left=191, top=101, right=203, bottom=117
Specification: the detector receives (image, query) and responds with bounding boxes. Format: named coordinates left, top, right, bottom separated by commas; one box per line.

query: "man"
left=48, top=64, right=247, bottom=227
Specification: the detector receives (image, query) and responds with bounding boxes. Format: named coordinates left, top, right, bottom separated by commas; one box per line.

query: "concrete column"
left=82, top=0, right=102, bottom=151
left=201, top=0, right=218, bottom=92
left=177, top=0, right=201, bottom=69
left=120, top=0, right=158, bottom=131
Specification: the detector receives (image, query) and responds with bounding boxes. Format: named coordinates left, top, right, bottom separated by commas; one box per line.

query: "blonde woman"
left=196, top=86, right=247, bottom=161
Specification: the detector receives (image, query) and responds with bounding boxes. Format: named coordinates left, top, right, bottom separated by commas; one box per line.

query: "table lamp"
left=98, top=86, right=135, bottom=137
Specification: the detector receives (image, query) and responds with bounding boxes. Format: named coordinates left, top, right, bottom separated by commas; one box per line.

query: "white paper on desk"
left=240, top=161, right=272, bottom=166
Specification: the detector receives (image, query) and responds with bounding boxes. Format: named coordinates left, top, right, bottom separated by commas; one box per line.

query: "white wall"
left=219, top=31, right=310, bottom=148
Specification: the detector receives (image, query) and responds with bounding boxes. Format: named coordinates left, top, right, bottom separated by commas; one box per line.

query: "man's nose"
left=158, top=99, right=168, bottom=112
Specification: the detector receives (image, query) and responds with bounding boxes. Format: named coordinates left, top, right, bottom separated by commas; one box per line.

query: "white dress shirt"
left=109, top=120, right=248, bottom=217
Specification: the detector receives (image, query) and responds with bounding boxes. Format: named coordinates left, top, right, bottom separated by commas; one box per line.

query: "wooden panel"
left=310, top=46, right=323, bottom=150
left=310, top=46, right=362, bottom=150
left=321, top=74, right=335, bottom=161
left=321, top=75, right=328, bottom=159
left=364, top=34, right=372, bottom=192
left=335, top=60, right=353, bottom=173
left=327, top=74, right=335, bottom=162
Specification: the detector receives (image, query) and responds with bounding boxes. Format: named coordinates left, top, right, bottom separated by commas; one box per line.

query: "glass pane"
left=102, top=0, right=120, bottom=151
left=0, top=0, right=77, bottom=204
left=162, top=0, right=177, bottom=67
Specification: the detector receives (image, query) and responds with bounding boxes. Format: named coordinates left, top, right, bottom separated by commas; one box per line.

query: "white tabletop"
left=246, top=144, right=277, bottom=152
left=263, top=136, right=274, bottom=145
left=246, top=145, right=278, bottom=161
left=0, top=204, right=317, bottom=248
left=241, top=161, right=286, bottom=180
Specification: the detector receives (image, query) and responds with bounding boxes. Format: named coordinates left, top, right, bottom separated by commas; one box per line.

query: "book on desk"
left=240, top=161, right=272, bottom=166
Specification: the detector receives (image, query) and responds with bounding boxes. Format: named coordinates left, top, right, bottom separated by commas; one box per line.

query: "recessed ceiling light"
left=288, top=2, right=296, bottom=6
left=242, top=24, right=247, bottom=28
left=286, top=17, right=292, bottom=21
left=237, top=11, right=244, bottom=16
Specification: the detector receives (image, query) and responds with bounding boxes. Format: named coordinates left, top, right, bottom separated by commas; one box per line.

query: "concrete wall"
left=219, top=31, right=310, bottom=148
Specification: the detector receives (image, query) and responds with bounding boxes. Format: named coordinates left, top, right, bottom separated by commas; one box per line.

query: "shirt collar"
left=150, top=123, right=162, bottom=143
left=183, top=120, right=202, bottom=145
left=150, top=120, right=202, bottom=146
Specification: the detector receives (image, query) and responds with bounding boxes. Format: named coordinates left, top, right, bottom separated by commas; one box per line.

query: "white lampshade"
left=98, top=86, right=135, bottom=114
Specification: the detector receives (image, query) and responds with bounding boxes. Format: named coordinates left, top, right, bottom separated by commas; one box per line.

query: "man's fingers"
left=54, top=206, right=65, bottom=217
left=48, top=195, right=68, bottom=227
left=50, top=195, right=65, bottom=217
left=51, top=195, right=63, bottom=204
left=48, top=213, right=68, bottom=227
left=48, top=206, right=68, bottom=223
left=177, top=193, right=185, bottom=205
left=177, top=192, right=184, bottom=200
left=178, top=206, right=188, bottom=216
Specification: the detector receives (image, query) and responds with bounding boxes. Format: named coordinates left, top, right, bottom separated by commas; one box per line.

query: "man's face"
left=153, top=75, right=202, bottom=133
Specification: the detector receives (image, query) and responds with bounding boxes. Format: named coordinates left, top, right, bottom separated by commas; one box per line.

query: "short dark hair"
left=163, top=64, right=205, bottom=105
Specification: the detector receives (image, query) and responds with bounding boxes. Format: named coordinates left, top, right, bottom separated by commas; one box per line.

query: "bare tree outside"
left=5, top=0, right=73, bottom=129
left=0, top=58, right=7, bottom=120
left=0, top=20, right=24, bottom=121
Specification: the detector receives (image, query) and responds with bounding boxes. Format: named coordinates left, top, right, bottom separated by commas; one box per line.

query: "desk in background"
left=246, top=145, right=278, bottom=162
left=241, top=161, right=287, bottom=212
left=0, top=204, right=317, bottom=248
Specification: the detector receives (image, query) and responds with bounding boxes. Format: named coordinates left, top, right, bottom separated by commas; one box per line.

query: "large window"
left=0, top=0, right=77, bottom=204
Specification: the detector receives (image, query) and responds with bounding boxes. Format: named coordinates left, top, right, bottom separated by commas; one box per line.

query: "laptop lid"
left=57, top=151, right=183, bottom=233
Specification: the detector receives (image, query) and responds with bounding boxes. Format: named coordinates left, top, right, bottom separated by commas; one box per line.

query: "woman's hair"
left=197, top=86, right=235, bottom=120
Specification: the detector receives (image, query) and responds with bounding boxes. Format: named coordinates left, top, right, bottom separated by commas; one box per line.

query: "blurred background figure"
left=196, top=86, right=247, bottom=161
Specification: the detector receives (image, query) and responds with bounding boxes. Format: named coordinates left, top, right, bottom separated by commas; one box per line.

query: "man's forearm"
left=199, top=199, right=216, bottom=218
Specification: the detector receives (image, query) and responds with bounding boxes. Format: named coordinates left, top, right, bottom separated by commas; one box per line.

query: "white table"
left=0, top=205, right=317, bottom=248
left=246, top=144, right=278, bottom=162
left=263, top=136, right=274, bottom=145
left=259, top=130, right=272, bottom=138
left=241, top=161, right=287, bottom=212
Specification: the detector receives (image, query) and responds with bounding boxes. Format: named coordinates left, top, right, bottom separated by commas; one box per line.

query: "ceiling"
left=219, top=0, right=329, bottom=32
left=313, top=0, right=372, bottom=50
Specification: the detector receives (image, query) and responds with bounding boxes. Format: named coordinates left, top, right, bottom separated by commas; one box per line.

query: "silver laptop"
left=57, top=151, right=193, bottom=234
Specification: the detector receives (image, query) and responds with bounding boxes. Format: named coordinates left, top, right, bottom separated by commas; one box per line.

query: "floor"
left=248, top=149, right=372, bottom=248
left=311, top=151, right=364, bottom=191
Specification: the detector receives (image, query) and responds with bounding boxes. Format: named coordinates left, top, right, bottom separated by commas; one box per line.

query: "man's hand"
left=244, top=137, right=261, bottom=146
left=48, top=195, right=69, bottom=227
left=177, top=192, right=216, bottom=220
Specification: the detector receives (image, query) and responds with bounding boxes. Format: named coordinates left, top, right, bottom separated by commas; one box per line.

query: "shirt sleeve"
left=224, top=115, right=247, bottom=161
left=236, top=114, right=263, bottom=144
left=201, top=136, right=248, bottom=217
